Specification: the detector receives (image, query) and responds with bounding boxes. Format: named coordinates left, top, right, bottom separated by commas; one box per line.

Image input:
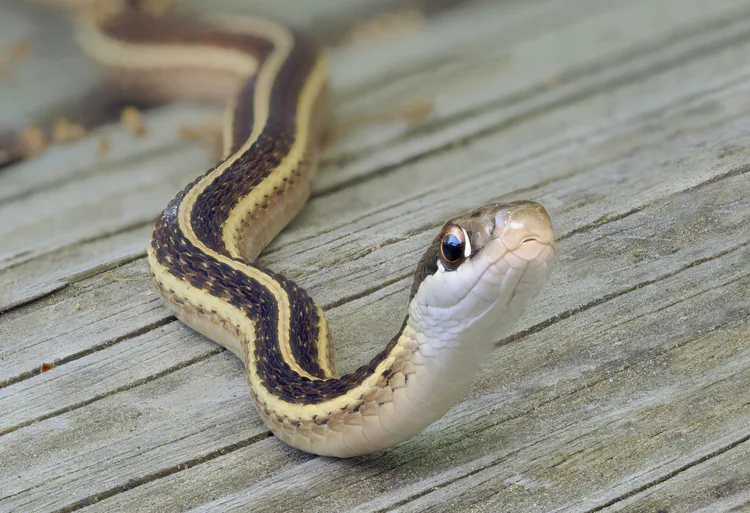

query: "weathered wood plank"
left=2, top=0, right=750, bottom=511
left=0, top=257, right=164, bottom=384
left=0, top=354, right=265, bottom=512
left=0, top=320, right=219, bottom=433
left=0, top=224, right=152, bottom=314
left=317, top=0, right=750, bottom=192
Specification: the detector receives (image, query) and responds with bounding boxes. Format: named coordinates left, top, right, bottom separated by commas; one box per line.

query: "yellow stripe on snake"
left=72, top=7, right=556, bottom=457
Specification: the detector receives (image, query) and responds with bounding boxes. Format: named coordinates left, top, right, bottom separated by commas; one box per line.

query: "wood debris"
left=52, top=118, right=86, bottom=143
left=178, top=120, right=222, bottom=153
left=97, top=134, right=112, bottom=155
left=120, top=106, right=147, bottom=136
left=345, top=8, right=424, bottom=44
left=22, top=125, right=50, bottom=156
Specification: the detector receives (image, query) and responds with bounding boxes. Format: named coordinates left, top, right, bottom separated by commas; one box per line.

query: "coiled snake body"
left=72, top=9, right=556, bottom=458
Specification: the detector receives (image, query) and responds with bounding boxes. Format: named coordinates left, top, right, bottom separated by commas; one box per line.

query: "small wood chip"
left=178, top=120, right=222, bottom=152
left=41, top=362, right=54, bottom=373
left=103, top=273, right=144, bottom=282
left=400, top=101, right=434, bottom=125
left=139, top=0, right=175, bottom=17
left=121, top=106, right=147, bottom=136
left=345, top=8, right=424, bottom=45
left=97, top=135, right=112, bottom=155
left=22, top=125, right=49, bottom=156
left=10, top=40, right=30, bottom=61
left=178, top=125, right=203, bottom=141
left=0, top=39, right=31, bottom=79
left=52, top=118, right=86, bottom=143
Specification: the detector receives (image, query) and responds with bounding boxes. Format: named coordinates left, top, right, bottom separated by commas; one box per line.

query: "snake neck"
left=241, top=310, right=488, bottom=458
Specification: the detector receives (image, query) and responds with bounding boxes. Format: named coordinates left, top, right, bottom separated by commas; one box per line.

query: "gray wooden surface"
left=1, top=0, right=749, bottom=512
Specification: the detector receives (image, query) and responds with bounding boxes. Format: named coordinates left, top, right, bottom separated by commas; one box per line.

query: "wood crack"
left=49, top=431, right=272, bottom=513
left=559, top=163, right=750, bottom=241
left=583, top=434, right=750, bottom=512
left=322, top=272, right=411, bottom=310
left=0, top=341, right=221, bottom=437
left=0, top=316, right=176, bottom=389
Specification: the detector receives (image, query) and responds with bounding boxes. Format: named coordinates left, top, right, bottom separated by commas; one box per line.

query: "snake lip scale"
left=69, top=8, right=557, bottom=458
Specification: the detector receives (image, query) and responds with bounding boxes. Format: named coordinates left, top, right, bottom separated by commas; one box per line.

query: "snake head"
left=410, top=201, right=556, bottom=346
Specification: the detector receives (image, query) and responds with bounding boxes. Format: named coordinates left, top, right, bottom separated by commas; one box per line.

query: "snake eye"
left=439, top=226, right=466, bottom=270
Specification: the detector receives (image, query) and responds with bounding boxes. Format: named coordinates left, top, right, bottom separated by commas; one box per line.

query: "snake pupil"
left=441, top=233, right=464, bottom=264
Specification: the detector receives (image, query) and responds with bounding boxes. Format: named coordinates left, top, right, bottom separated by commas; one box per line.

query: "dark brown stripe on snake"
left=186, top=32, right=324, bottom=378
left=191, top=30, right=319, bottom=253
left=152, top=199, right=410, bottom=403
left=226, top=32, right=319, bottom=156
left=229, top=76, right=257, bottom=156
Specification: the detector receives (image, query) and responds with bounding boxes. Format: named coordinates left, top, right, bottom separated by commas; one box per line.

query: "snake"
left=46, top=6, right=557, bottom=458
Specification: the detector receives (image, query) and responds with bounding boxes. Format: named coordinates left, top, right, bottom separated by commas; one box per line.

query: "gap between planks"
left=583, top=432, right=750, bottom=513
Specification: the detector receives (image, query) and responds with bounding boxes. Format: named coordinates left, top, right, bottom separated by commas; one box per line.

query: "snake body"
left=72, top=9, right=556, bottom=458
